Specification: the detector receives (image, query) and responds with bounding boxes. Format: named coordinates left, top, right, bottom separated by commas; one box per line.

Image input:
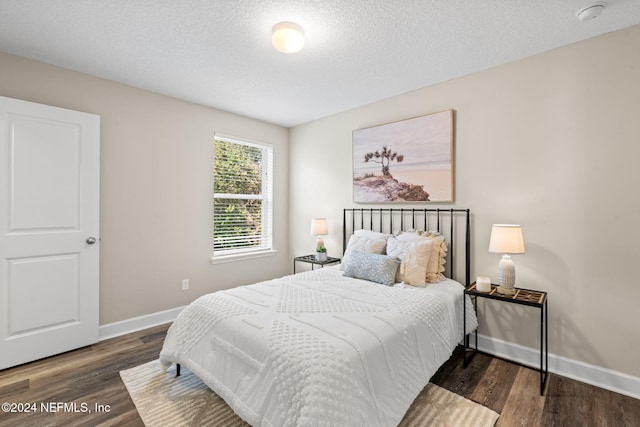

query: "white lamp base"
left=497, top=254, right=517, bottom=296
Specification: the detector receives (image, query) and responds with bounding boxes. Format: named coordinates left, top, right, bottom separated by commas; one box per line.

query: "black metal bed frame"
left=342, top=208, right=471, bottom=286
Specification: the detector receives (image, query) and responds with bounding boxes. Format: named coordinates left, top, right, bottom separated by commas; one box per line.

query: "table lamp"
left=488, top=224, right=525, bottom=296
left=310, top=218, right=328, bottom=251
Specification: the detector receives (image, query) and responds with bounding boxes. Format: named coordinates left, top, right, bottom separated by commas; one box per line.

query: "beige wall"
left=0, top=52, right=290, bottom=325
left=289, top=24, right=640, bottom=378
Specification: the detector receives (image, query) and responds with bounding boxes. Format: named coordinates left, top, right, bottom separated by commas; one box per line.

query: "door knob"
left=86, top=237, right=97, bottom=245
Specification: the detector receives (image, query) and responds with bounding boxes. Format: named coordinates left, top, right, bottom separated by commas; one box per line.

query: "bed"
left=160, top=208, right=477, bottom=426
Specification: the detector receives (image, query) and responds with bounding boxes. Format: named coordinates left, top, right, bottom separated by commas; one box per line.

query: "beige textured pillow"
left=423, top=231, right=447, bottom=283
left=396, top=231, right=447, bottom=283
left=386, top=237, right=432, bottom=286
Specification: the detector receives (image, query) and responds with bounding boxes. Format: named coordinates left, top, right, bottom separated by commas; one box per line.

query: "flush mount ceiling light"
left=272, top=22, right=305, bottom=54
left=576, top=4, right=605, bottom=22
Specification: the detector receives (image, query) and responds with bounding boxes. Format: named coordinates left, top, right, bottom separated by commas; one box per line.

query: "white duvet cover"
left=159, top=266, right=478, bottom=427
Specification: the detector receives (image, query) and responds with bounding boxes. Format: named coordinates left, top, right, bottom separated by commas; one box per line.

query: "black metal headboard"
left=343, top=208, right=471, bottom=285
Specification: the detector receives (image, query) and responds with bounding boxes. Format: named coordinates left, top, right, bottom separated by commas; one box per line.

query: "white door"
left=0, top=96, right=100, bottom=370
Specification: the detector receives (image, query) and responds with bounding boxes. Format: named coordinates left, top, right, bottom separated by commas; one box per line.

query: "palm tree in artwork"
left=363, top=145, right=404, bottom=176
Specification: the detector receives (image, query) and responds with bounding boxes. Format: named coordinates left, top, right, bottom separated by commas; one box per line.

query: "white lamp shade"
left=489, top=224, right=525, bottom=254
left=310, top=218, right=328, bottom=236
left=272, top=22, right=305, bottom=54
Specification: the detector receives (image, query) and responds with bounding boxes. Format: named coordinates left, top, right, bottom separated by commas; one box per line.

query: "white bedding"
left=159, top=266, right=478, bottom=427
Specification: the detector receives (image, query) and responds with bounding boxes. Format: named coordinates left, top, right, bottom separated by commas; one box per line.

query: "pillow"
left=343, top=251, right=400, bottom=286
left=340, top=233, right=387, bottom=270
left=354, top=229, right=393, bottom=241
left=423, top=230, right=448, bottom=283
left=396, top=231, right=426, bottom=241
left=396, top=231, right=447, bottom=283
left=386, top=237, right=432, bottom=286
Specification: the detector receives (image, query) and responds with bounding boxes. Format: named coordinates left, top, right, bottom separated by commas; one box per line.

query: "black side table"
left=293, top=255, right=341, bottom=273
left=464, top=282, right=549, bottom=395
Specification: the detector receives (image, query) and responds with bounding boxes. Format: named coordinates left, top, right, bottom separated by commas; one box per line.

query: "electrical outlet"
left=181, top=279, right=189, bottom=291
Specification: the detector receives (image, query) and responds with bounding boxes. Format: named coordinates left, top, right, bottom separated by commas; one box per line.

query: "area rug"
left=120, top=360, right=499, bottom=427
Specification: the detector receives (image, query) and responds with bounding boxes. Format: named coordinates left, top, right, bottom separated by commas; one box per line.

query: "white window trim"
left=212, top=133, right=274, bottom=262
left=209, top=248, right=277, bottom=265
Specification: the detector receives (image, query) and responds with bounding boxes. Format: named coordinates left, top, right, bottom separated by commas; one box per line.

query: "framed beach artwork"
left=352, top=109, right=454, bottom=203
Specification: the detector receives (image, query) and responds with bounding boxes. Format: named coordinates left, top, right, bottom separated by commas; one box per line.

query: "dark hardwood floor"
left=1, top=323, right=638, bottom=426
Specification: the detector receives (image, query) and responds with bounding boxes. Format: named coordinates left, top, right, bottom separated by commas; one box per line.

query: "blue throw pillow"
left=343, top=251, right=400, bottom=286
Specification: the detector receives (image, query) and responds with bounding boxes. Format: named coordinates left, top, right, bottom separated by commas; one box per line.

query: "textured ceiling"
left=1, top=1, right=639, bottom=127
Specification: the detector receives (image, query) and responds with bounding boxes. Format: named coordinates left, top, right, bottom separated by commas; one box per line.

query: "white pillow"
left=354, top=229, right=393, bottom=241
left=341, top=234, right=387, bottom=270
left=396, top=231, right=446, bottom=283
left=386, top=237, right=432, bottom=286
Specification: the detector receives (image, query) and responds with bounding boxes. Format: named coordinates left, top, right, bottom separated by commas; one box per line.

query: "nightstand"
left=293, top=255, right=341, bottom=274
left=464, top=282, right=548, bottom=395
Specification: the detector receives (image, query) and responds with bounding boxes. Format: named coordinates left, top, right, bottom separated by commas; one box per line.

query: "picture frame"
left=352, top=109, right=454, bottom=203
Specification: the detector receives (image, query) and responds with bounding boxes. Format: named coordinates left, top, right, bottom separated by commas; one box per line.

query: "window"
left=212, top=134, right=274, bottom=261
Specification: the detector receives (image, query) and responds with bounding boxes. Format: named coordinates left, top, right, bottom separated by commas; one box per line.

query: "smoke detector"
left=576, top=4, right=605, bottom=22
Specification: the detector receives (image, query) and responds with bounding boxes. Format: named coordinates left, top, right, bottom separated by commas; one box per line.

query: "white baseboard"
left=98, top=305, right=185, bottom=341
left=99, top=307, right=640, bottom=401
left=475, top=333, right=640, bottom=400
